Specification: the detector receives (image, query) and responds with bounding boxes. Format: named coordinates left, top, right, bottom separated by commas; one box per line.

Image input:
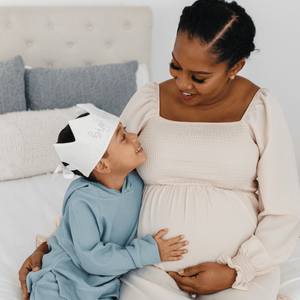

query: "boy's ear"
left=93, top=159, right=111, bottom=174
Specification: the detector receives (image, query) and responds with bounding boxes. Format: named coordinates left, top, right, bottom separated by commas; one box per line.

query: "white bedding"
left=0, top=174, right=71, bottom=300
left=0, top=173, right=299, bottom=300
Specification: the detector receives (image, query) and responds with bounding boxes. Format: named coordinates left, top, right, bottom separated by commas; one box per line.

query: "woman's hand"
left=153, top=229, right=188, bottom=262
left=168, top=262, right=237, bottom=295
left=18, top=242, right=49, bottom=300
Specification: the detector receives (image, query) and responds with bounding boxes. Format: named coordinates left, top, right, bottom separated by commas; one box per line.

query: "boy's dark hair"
left=178, top=0, right=256, bottom=70
left=57, top=113, right=109, bottom=182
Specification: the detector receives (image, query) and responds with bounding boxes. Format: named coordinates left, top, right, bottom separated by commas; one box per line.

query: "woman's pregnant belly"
left=137, top=184, right=259, bottom=272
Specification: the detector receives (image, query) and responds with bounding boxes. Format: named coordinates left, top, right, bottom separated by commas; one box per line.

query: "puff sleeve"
left=120, top=82, right=159, bottom=135
left=217, top=89, right=300, bottom=290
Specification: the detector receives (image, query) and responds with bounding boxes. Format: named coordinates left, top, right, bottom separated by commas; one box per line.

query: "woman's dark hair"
left=57, top=113, right=109, bottom=182
left=178, top=0, right=256, bottom=70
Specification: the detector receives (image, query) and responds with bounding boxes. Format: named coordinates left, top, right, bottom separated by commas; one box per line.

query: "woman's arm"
left=19, top=215, right=63, bottom=299
left=171, top=90, right=300, bottom=293
left=19, top=241, right=49, bottom=300
left=215, top=90, right=300, bottom=290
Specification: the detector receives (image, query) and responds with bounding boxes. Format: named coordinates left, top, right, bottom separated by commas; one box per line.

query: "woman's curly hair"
left=178, top=0, right=256, bottom=70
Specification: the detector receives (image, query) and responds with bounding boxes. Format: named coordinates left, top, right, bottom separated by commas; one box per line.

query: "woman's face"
left=170, top=32, right=234, bottom=107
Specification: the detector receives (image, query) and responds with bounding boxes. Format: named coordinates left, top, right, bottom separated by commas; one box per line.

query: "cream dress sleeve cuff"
left=217, top=252, right=256, bottom=290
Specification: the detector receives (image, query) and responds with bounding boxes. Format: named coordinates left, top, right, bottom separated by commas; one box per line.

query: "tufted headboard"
left=0, top=6, right=152, bottom=74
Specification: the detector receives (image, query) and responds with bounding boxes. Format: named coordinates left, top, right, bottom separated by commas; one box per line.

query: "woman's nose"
left=176, top=74, right=193, bottom=91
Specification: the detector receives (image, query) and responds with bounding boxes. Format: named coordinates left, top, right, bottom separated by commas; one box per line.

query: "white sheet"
left=0, top=173, right=72, bottom=300
left=0, top=173, right=299, bottom=300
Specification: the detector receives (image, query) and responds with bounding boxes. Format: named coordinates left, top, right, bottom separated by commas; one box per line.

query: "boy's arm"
left=64, top=198, right=161, bottom=276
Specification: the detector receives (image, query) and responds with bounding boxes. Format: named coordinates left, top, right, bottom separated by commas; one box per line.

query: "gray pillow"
left=25, top=60, right=138, bottom=117
left=0, top=56, right=27, bottom=114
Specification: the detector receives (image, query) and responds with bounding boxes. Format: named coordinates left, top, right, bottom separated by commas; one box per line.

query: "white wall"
left=1, top=0, right=300, bottom=171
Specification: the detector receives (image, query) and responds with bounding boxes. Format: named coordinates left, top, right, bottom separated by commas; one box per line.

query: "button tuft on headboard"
left=0, top=6, right=153, bottom=77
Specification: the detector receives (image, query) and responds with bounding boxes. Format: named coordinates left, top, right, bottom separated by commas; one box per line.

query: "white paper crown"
left=53, top=103, right=120, bottom=177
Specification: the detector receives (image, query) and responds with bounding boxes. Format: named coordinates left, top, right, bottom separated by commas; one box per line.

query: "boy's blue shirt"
left=27, top=170, right=161, bottom=300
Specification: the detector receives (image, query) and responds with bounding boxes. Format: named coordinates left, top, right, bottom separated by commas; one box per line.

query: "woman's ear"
left=230, top=59, right=246, bottom=78
left=93, top=159, right=111, bottom=175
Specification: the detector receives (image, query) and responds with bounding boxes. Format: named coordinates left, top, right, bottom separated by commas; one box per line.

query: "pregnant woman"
left=19, top=1, right=300, bottom=299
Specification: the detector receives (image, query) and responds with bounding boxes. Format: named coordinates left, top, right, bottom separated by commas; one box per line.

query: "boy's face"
left=103, top=122, right=147, bottom=174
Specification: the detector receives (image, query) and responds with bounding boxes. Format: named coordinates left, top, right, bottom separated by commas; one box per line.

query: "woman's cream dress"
left=119, top=82, right=300, bottom=300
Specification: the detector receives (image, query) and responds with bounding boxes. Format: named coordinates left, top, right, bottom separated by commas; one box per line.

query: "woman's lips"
left=179, top=91, right=195, bottom=100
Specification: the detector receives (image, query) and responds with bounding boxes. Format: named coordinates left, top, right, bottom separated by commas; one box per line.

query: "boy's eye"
left=170, top=62, right=181, bottom=70
left=122, top=134, right=126, bottom=141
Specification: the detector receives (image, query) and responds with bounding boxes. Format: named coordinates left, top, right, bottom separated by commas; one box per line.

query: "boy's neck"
left=93, top=172, right=128, bottom=192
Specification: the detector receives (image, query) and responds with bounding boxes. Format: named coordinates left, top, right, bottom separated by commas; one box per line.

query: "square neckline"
left=156, top=82, right=262, bottom=125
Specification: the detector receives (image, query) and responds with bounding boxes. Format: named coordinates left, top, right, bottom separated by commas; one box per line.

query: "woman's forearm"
left=19, top=241, right=49, bottom=300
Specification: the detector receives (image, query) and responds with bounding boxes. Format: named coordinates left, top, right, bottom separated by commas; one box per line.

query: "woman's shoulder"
left=235, top=77, right=279, bottom=115
left=120, top=82, right=160, bottom=133
left=137, top=81, right=159, bottom=96
left=228, top=76, right=261, bottom=120
left=239, top=79, right=288, bottom=139
left=232, top=76, right=260, bottom=103
left=123, top=81, right=159, bottom=107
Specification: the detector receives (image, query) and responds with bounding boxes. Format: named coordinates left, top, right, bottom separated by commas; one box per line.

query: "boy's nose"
left=128, top=132, right=138, bottom=140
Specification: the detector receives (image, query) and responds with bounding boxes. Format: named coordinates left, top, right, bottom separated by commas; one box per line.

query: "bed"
left=0, top=6, right=299, bottom=300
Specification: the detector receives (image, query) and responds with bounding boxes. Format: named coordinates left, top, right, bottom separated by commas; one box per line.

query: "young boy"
left=26, top=104, right=188, bottom=300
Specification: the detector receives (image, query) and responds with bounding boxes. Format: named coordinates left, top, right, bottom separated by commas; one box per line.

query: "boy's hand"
left=153, top=229, right=188, bottom=262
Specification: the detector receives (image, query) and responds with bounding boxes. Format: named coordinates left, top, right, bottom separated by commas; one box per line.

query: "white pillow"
left=0, top=107, right=77, bottom=181
left=136, top=63, right=150, bottom=90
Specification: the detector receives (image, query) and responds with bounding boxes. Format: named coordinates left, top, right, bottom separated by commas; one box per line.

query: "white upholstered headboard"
left=0, top=6, right=152, bottom=75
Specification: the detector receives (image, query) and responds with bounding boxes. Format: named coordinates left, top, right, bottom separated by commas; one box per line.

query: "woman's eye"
left=170, top=62, right=181, bottom=71
left=192, top=75, right=205, bottom=84
left=122, top=134, right=126, bottom=141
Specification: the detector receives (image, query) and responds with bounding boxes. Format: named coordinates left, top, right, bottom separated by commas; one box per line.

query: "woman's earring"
left=230, top=76, right=235, bottom=80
